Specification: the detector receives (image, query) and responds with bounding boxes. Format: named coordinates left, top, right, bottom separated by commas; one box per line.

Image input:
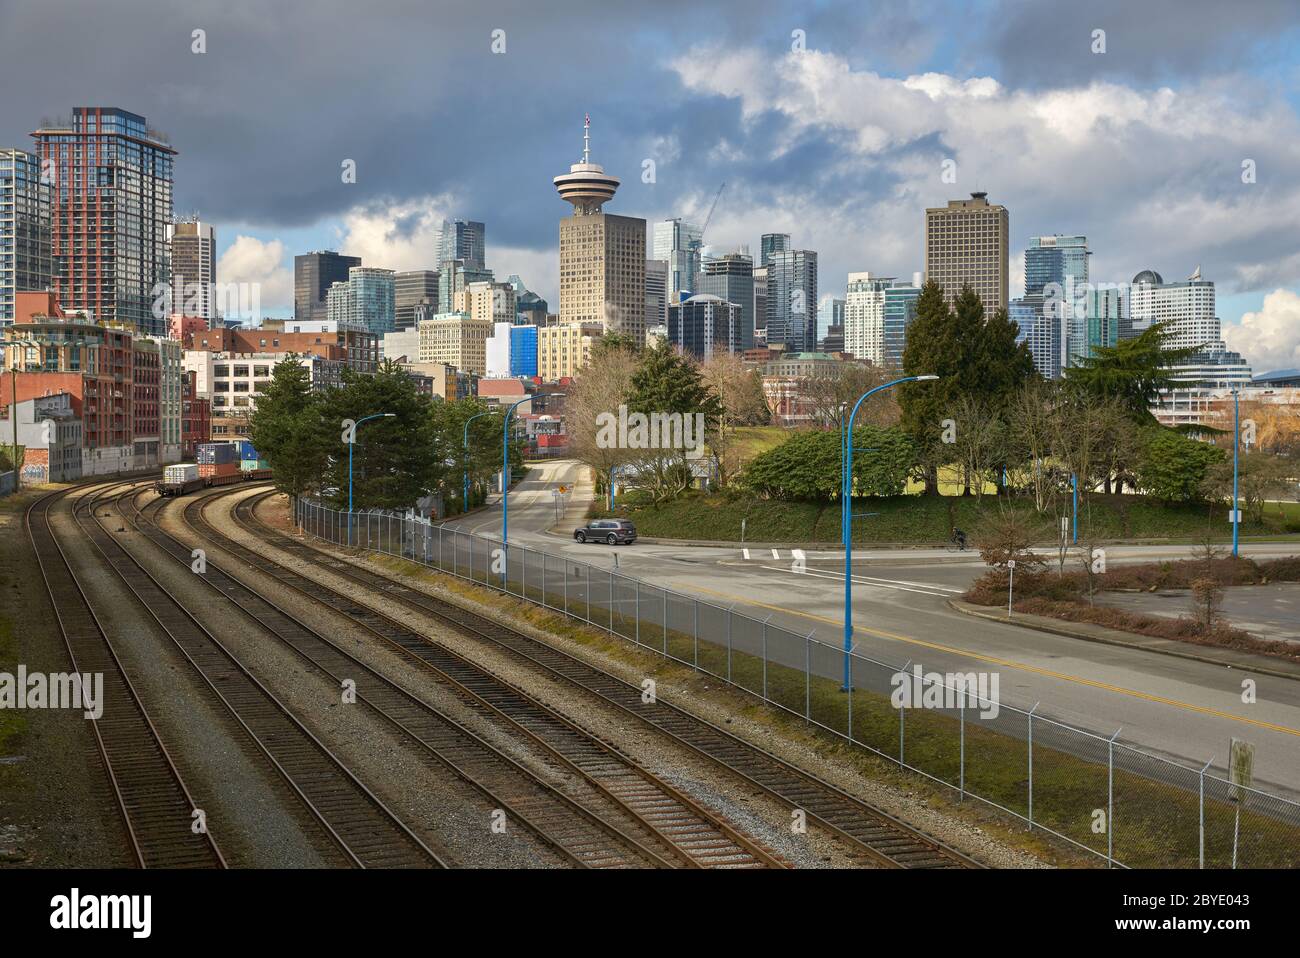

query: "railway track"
left=24, top=485, right=226, bottom=869
left=239, top=487, right=984, bottom=869
left=133, top=483, right=781, bottom=869
left=69, top=481, right=446, bottom=869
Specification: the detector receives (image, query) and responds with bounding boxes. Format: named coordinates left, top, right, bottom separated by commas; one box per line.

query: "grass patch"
left=596, top=489, right=1288, bottom=545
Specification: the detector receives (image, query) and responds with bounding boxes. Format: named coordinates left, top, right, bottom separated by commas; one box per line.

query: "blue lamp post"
left=502, top=393, right=564, bottom=547
left=463, top=409, right=500, bottom=512
left=841, top=375, right=937, bottom=690
left=347, top=412, right=395, bottom=543
left=1232, top=387, right=1240, bottom=558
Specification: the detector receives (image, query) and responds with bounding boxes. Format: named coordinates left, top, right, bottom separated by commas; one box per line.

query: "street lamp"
left=841, top=375, right=938, bottom=691
left=463, top=409, right=501, bottom=511
left=347, top=412, right=395, bottom=543
left=1232, top=386, right=1241, bottom=558
left=502, top=393, right=564, bottom=548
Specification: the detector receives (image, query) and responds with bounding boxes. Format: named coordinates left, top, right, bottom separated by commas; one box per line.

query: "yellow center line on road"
left=684, top=582, right=1300, bottom=738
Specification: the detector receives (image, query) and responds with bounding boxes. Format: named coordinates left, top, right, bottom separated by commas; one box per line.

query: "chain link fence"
left=295, top=497, right=1300, bottom=869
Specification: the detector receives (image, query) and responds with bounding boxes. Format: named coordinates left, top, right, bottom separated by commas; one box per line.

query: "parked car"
left=574, top=519, right=637, bottom=545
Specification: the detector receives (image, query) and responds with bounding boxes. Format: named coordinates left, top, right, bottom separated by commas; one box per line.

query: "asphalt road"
left=444, top=460, right=1300, bottom=797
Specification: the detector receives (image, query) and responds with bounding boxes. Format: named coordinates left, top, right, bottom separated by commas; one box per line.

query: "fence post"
left=761, top=613, right=772, bottom=699
left=564, top=559, right=568, bottom=613
left=898, top=660, right=911, bottom=765
left=635, top=580, right=640, bottom=647
left=1198, top=756, right=1213, bottom=870
left=1028, top=702, right=1039, bottom=830
left=726, top=605, right=733, bottom=683
left=663, top=590, right=668, bottom=658
left=607, top=569, right=614, bottom=635
left=1107, top=727, right=1123, bottom=868
left=586, top=564, right=591, bottom=623
left=693, top=601, right=699, bottom=670
left=959, top=695, right=966, bottom=801
left=541, top=553, right=547, bottom=607
left=804, top=635, right=811, bottom=723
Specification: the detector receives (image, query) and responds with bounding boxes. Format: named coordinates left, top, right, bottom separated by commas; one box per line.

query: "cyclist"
left=951, top=526, right=968, bottom=551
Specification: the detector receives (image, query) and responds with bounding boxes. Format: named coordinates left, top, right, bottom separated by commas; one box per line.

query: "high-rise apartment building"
left=668, top=294, right=743, bottom=360
left=764, top=249, right=818, bottom=352
left=882, top=282, right=921, bottom=370
left=652, top=218, right=702, bottom=303
left=394, top=269, right=439, bottom=331
left=538, top=321, right=604, bottom=380
left=0, top=148, right=52, bottom=326
left=295, top=250, right=360, bottom=323
left=753, top=266, right=768, bottom=339
left=436, top=219, right=486, bottom=271
left=760, top=233, right=790, bottom=267
left=645, top=259, right=668, bottom=334
left=697, top=252, right=755, bottom=350
left=465, top=280, right=517, bottom=327
left=817, top=295, right=844, bottom=349
left=167, top=219, right=217, bottom=324
left=844, top=273, right=889, bottom=364
left=32, top=108, right=175, bottom=335
left=924, top=192, right=1008, bottom=313
left=417, top=311, right=492, bottom=375
left=554, top=116, right=645, bottom=340
left=324, top=266, right=395, bottom=335
left=438, top=259, right=494, bottom=313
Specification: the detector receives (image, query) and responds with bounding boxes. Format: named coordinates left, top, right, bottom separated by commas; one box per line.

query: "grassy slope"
left=596, top=490, right=1295, bottom=544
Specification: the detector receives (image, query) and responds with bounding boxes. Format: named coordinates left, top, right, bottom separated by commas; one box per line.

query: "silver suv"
left=574, top=519, right=637, bottom=545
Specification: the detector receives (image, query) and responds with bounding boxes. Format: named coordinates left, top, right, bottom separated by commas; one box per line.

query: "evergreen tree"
left=248, top=356, right=327, bottom=498
left=1063, top=322, right=1193, bottom=424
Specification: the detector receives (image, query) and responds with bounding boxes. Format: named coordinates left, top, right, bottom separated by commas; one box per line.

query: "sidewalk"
left=949, top=597, right=1300, bottom=682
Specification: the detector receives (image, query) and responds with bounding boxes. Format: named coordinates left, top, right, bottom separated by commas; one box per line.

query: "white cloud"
left=1223, top=289, right=1300, bottom=374
left=666, top=47, right=1300, bottom=310
left=216, top=236, right=293, bottom=314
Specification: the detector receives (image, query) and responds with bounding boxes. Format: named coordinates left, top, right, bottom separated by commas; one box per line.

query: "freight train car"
left=155, top=463, right=274, bottom=496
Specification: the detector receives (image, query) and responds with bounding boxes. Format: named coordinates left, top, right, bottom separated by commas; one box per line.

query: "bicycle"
left=945, top=534, right=968, bottom=553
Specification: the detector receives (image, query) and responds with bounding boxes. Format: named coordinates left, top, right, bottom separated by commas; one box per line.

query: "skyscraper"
left=882, top=281, right=921, bottom=370
left=652, top=218, right=702, bottom=303
left=394, top=269, right=439, bottom=331
left=765, top=249, right=817, bottom=352
left=167, top=219, right=217, bottom=325
left=1019, top=234, right=1090, bottom=378
left=436, top=219, right=486, bottom=271
left=924, top=192, right=1008, bottom=313
left=668, top=294, right=743, bottom=360
left=296, top=250, right=360, bottom=322
left=816, top=295, right=844, bottom=349
left=645, top=259, right=668, bottom=334
left=33, top=108, right=175, bottom=334
left=554, top=116, right=646, bottom=340
left=349, top=267, right=396, bottom=336
left=844, top=273, right=890, bottom=364
left=760, top=233, right=790, bottom=267
left=697, top=252, right=755, bottom=350
left=437, top=259, right=494, bottom=313
left=0, top=148, right=51, bottom=326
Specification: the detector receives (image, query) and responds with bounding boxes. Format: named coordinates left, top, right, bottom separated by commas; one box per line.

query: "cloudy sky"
left=4, top=0, right=1300, bottom=370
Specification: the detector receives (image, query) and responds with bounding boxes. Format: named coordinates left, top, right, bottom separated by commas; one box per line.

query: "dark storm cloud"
left=988, top=0, right=1300, bottom=87
left=0, top=0, right=801, bottom=248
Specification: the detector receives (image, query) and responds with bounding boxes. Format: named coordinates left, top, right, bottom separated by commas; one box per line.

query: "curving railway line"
left=121, top=481, right=784, bottom=869
left=227, top=485, right=985, bottom=869
left=66, top=480, right=447, bottom=869
left=25, top=485, right=227, bottom=869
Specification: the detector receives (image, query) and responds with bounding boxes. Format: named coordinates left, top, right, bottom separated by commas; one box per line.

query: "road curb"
left=947, top=598, right=1300, bottom=682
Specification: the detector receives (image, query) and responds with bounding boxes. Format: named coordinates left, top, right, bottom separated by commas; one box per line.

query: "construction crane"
left=699, top=181, right=726, bottom=243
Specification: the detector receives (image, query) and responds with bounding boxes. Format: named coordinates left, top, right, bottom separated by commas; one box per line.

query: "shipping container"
left=198, top=460, right=241, bottom=479
left=237, top=440, right=259, bottom=460
left=197, top=442, right=239, bottom=465
left=239, top=458, right=271, bottom=472
left=164, top=463, right=200, bottom=484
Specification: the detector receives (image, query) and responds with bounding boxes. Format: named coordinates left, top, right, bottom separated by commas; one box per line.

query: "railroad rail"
left=24, top=485, right=226, bottom=869
left=129, top=482, right=780, bottom=869
left=70, top=481, right=446, bottom=869
left=241, top=487, right=984, bottom=869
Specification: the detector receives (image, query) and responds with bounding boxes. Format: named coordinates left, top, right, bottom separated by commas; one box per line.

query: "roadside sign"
left=1008, top=559, right=1016, bottom=569
left=1228, top=509, right=1242, bottom=524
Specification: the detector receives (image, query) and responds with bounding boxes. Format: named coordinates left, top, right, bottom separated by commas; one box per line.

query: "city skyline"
left=3, top=2, right=1300, bottom=370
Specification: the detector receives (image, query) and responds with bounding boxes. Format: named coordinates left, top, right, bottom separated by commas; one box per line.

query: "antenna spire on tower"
left=583, top=113, right=591, bottom=164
